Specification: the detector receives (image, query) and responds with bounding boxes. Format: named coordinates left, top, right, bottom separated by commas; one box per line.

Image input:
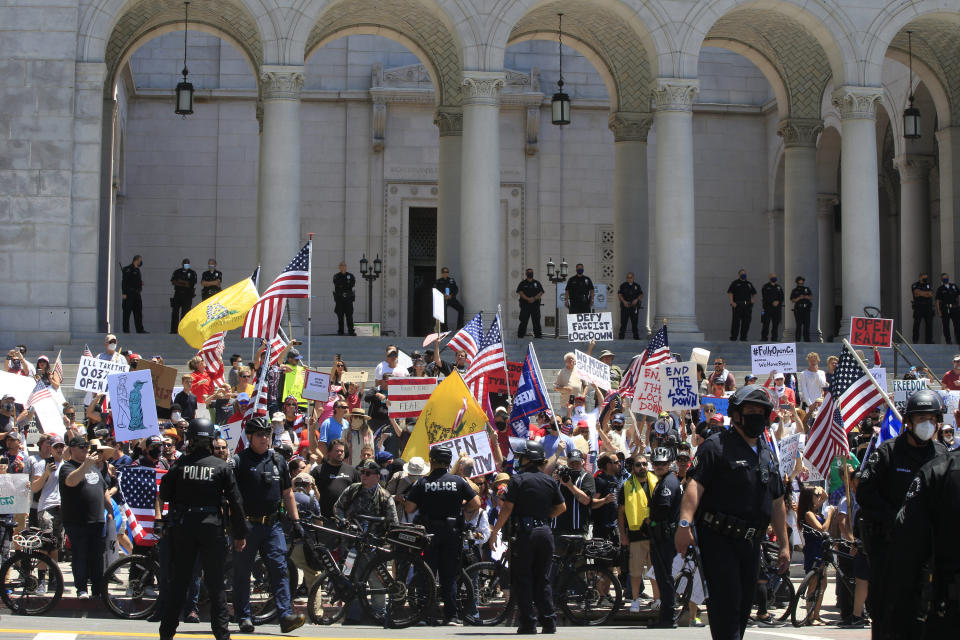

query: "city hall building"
left=1, top=0, right=958, bottom=343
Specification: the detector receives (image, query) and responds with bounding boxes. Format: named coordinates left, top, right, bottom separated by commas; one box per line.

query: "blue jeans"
left=65, top=522, right=105, bottom=595
left=232, top=521, right=291, bottom=620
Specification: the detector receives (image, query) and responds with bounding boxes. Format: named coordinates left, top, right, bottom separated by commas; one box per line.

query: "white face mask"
left=171, top=412, right=181, bottom=423
left=106, top=343, right=116, bottom=353
left=913, top=420, right=937, bottom=441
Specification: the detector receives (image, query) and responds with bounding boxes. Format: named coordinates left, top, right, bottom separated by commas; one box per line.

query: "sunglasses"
left=239, top=374, right=251, bottom=379
left=634, top=462, right=648, bottom=468
left=337, top=364, right=346, bottom=369
left=336, top=405, right=348, bottom=410
left=284, top=403, right=297, bottom=408
left=64, top=413, right=76, bottom=418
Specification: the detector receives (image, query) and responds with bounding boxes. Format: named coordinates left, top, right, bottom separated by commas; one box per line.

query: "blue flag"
left=879, top=406, right=902, bottom=443
left=509, top=343, right=552, bottom=439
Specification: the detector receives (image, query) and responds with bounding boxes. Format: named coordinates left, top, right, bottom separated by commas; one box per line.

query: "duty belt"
left=246, top=513, right=280, bottom=525
left=699, top=510, right=764, bottom=543
left=515, top=517, right=547, bottom=533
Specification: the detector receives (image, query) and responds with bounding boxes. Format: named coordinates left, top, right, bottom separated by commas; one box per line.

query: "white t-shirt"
left=375, top=361, right=409, bottom=380
left=797, top=369, right=827, bottom=405
left=33, top=459, right=63, bottom=511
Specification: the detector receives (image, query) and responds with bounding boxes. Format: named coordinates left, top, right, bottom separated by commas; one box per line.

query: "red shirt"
left=527, top=424, right=546, bottom=439
left=191, top=372, right=214, bottom=403
left=942, top=369, right=960, bottom=390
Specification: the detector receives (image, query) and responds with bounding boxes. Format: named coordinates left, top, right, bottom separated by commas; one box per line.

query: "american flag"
left=118, top=466, right=168, bottom=546
left=639, top=326, right=671, bottom=367
left=463, top=315, right=505, bottom=401
left=619, top=355, right=643, bottom=398
left=27, top=379, right=53, bottom=408
left=52, top=350, right=63, bottom=387
left=268, top=334, right=288, bottom=367
left=447, top=312, right=483, bottom=360
left=82, top=344, right=92, bottom=357
left=199, top=332, right=226, bottom=387
left=244, top=338, right=271, bottom=421
left=242, top=242, right=311, bottom=340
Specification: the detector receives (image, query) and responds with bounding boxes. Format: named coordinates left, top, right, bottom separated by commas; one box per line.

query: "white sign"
left=593, top=284, right=607, bottom=310
left=659, top=361, right=700, bottom=411
left=936, top=391, right=960, bottom=427
left=870, top=367, right=887, bottom=393
left=630, top=365, right=662, bottom=417
left=893, top=378, right=927, bottom=402
left=32, top=396, right=65, bottom=436
left=301, top=369, right=331, bottom=402
left=74, top=355, right=129, bottom=394
left=574, top=350, right=611, bottom=390
left=388, top=377, right=439, bottom=418
left=0, top=371, right=37, bottom=404
left=107, top=369, right=160, bottom=442
left=0, top=474, right=31, bottom=514
left=430, top=431, right=496, bottom=477
left=218, top=418, right=243, bottom=455
left=556, top=282, right=566, bottom=308
left=750, top=343, right=797, bottom=375
left=779, top=433, right=801, bottom=477
left=567, top=312, right=614, bottom=342
left=432, top=288, right=445, bottom=323
left=396, top=350, right=414, bottom=372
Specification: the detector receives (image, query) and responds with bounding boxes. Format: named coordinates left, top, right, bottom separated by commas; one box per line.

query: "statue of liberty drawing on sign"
left=128, top=380, right=148, bottom=431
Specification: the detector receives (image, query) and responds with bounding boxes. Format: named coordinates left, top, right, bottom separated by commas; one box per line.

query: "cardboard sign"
left=0, top=370, right=38, bottom=404
left=340, top=371, right=369, bottom=385
left=32, top=396, right=65, bottom=436
left=574, top=350, right=611, bottom=390
left=133, top=360, right=177, bottom=409
left=630, top=365, right=662, bottom=417
left=893, top=378, right=927, bottom=402
left=74, top=355, right=129, bottom=394
left=107, top=369, right=160, bottom=442
left=301, top=369, right=332, bottom=402
left=217, top=418, right=243, bottom=454
left=870, top=367, right=887, bottom=393
left=432, top=288, right=445, bottom=323
left=849, top=316, right=893, bottom=348
left=659, top=361, right=699, bottom=411
left=388, top=377, right=438, bottom=418
left=486, top=361, right=522, bottom=396
left=779, top=433, right=801, bottom=477
left=0, top=474, right=31, bottom=514
left=430, top=431, right=495, bottom=477
left=750, top=343, right=797, bottom=376
left=936, top=391, right=960, bottom=427
left=567, top=312, right=614, bottom=342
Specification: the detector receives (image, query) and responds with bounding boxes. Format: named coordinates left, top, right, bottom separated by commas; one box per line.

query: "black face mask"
left=740, top=413, right=767, bottom=438
left=495, top=421, right=506, bottom=431
left=148, top=447, right=162, bottom=459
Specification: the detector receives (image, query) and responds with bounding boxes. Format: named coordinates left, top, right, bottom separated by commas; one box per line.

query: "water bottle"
left=343, top=547, right=358, bottom=576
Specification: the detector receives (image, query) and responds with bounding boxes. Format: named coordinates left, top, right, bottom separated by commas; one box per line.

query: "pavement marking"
left=750, top=630, right=835, bottom=640
left=31, top=635, right=77, bottom=640
left=3, top=632, right=441, bottom=640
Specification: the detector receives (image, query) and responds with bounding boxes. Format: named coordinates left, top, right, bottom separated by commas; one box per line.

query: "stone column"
left=652, top=80, right=702, bottom=337
left=609, top=112, right=653, bottom=337
left=778, top=118, right=823, bottom=340
left=817, top=195, right=837, bottom=339
left=936, top=127, right=960, bottom=276
left=434, top=108, right=463, bottom=283
left=894, top=155, right=934, bottom=328
left=831, top=88, right=883, bottom=333
left=460, top=72, right=505, bottom=318
left=768, top=209, right=784, bottom=278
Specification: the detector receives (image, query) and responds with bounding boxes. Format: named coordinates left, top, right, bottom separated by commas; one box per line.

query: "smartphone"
left=45, top=456, right=55, bottom=465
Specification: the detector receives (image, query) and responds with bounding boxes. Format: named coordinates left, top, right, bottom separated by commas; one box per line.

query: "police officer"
left=122, top=255, right=147, bottom=334
left=516, top=268, right=544, bottom=338
left=727, top=269, right=756, bottom=341
left=618, top=272, right=644, bottom=340
left=230, top=417, right=305, bottom=634
left=200, top=259, right=222, bottom=300
left=759, top=273, right=783, bottom=342
left=888, top=445, right=960, bottom=636
left=856, top=390, right=946, bottom=639
left=435, top=267, right=464, bottom=330
left=404, top=446, right=480, bottom=626
left=648, top=447, right=682, bottom=629
left=156, top=418, right=246, bottom=640
left=169, top=258, right=197, bottom=333
left=911, top=271, right=935, bottom=344
left=936, top=273, right=960, bottom=343
left=675, top=385, right=789, bottom=639
left=565, top=264, right=594, bottom=315
left=333, top=261, right=357, bottom=336
left=488, top=441, right=566, bottom=634
left=790, top=276, right=814, bottom=342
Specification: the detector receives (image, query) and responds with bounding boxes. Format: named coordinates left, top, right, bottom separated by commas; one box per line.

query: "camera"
left=558, top=466, right=572, bottom=483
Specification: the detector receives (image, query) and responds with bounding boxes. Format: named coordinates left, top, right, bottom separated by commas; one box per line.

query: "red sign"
left=484, top=361, right=523, bottom=396
left=849, top=316, right=893, bottom=348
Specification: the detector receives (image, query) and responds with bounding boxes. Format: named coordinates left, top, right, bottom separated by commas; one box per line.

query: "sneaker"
left=238, top=618, right=254, bottom=633
left=443, top=618, right=463, bottom=627
left=690, top=617, right=705, bottom=627
left=184, top=612, right=201, bottom=624
left=840, top=616, right=870, bottom=628
left=758, top=615, right=785, bottom=628
left=647, top=599, right=661, bottom=611
left=76, top=590, right=89, bottom=600
left=34, top=583, right=46, bottom=596
left=629, top=598, right=641, bottom=613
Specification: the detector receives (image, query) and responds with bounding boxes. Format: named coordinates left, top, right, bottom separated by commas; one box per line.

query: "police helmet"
left=429, top=446, right=453, bottom=465
left=244, top=416, right=271, bottom=435
left=728, top=384, right=775, bottom=414
left=650, top=447, right=673, bottom=464
left=903, top=389, right=943, bottom=419
left=187, top=417, right=216, bottom=442
left=516, top=440, right=546, bottom=463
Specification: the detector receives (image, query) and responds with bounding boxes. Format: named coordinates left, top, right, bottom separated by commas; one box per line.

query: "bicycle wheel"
left=557, top=564, right=622, bottom=626
left=100, top=554, right=161, bottom=620
left=357, top=552, right=436, bottom=629
left=455, top=569, right=477, bottom=624
left=307, top=570, right=354, bottom=625
left=773, top=573, right=795, bottom=622
left=462, top=561, right=513, bottom=626
left=0, top=551, right=64, bottom=615
left=250, top=556, right=279, bottom=625
left=791, top=570, right=824, bottom=627
left=673, top=569, right=696, bottom=624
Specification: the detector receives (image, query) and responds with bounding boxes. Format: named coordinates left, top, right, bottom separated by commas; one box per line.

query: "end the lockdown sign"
left=750, top=343, right=797, bottom=376
left=567, top=313, right=614, bottom=342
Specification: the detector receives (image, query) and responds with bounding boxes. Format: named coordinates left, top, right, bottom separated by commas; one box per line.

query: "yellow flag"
left=177, top=278, right=259, bottom=349
left=402, top=371, right=489, bottom=462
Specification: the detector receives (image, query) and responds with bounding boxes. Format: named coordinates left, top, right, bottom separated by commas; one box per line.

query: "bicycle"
left=0, top=526, right=64, bottom=615
left=790, top=526, right=859, bottom=627
left=305, top=515, right=437, bottom=628
left=462, top=548, right=512, bottom=626
left=755, top=540, right=795, bottom=623
left=552, top=534, right=622, bottom=625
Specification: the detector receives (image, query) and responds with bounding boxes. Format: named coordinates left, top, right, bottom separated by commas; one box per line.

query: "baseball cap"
left=287, top=349, right=302, bottom=361
left=67, top=435, right=89, bottom=448
left=49, top=435, right=65, bottom=446
left=105, top=334, right=118, bottom=343
left=5, top=431, right=22, bottom=441
left=773, top=372, right=785, bottom=380
left=358, top=459, right=380, bottom=472
left=710, top=413, right=724, bottom=424
left=236, top=392, right=250, bottom=404
left=494, top=406, right=509, bottom=417
left=271, top=411, right=285, bottom=423
left=598, top=350, right=615, bottom=359
left=293, top=472, right=314, bottom=485
left=745, top=373, right=758, bottom=382
left=146, top=435, right=164, bottom=446
left=375, top=451, right=393, bottom=464
left=567, top=449, right=585, bottom=462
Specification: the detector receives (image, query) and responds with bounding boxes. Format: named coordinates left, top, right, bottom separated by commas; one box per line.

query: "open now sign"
left=849, top=316, right=893, bottom=348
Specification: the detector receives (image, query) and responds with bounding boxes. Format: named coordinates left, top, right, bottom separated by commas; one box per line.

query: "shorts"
left=853, top=548, right=869, bottom=580
left=39, top=507, right=64, bottom=549
left=628, top=539, right=651, bottom=577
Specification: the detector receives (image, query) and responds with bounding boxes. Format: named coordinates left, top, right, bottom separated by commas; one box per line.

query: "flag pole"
left=250, top=265, right=261, bottom=363
left=497, top=305, right=512, bottom=402
left=307, top=234, right=313, bottom=368
left=841, top=338, right=901, bottom=421
left=529, top=343, right=556, bottom=420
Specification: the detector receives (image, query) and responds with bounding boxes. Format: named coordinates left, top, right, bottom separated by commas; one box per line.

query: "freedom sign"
left=849, top=316, right=893, bottom=348
left=893, top=378, right=927, bottom=402
left=659, top=361, right=699, bottom=411
left=750, top=343, right=797, bottom=375
left=74, top=355, right=129, bottom=394
left=430, top=431, right=496, bottom=477
left=574, top=350, right=611, bottom=390
left=388, top=377, right=438, bottom=418
left=630, top=365, right=662, bottom=417
left=567, top=313, right=614, bottom=342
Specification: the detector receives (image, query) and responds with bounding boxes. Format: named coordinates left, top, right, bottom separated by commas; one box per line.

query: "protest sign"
left=32, top=396, right=65, bottom=436
left=396, top=350, right=413, bottom=372
left=567, top=313, right=614, bottom=342
left=133, top=360, right=177, bottom=409
left=593, top=284, right=608, bottom=310
left=849, top=316, right=893, bottom=348
left=893, top=378, right=927, bottom=402
left=750, top=343, right=797, bottom=375
left=107, top=369, right=160, bottom=442
left=388, top=377, right=438, bottom=418
left=870, top=367, right=887, bottom=393
left=301, top=369, right=331, bottom=402
left=486, top=361, right=522, bottom=396
left=0, top=370, right=38, bottom=404
left=779, top=433, right=801, bottom=477
left=430, top=431, right=495, bottom=477
left=0, top=474, right=31, bottom=514
left=74, top=355, right=129, bottom=394
left=574, top=350, right=611, bottom=390
left=659, top=361, right=699, bottom=411
left=937, top=391, right=960, bottom=427
left=340, top=371, right=369, bottom=385
left=218, top=418, right=243, bottom=454
left=402, top=372, right=488, bottom=462
left=691, top=348, right=710, bottom=368
left=702, top=396, right=729, bottom=417
left=432, top=289, right=445, bottom=323
left=630, top=365, right=662, bottom=417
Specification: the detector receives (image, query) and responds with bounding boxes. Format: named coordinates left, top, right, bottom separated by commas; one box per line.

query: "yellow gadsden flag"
left=402, top=371, right=489, bottom=462
left=177, top=278, right=259, bottom=349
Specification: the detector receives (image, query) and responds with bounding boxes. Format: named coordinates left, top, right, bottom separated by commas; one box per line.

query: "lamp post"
left=359, top=254, right=382, bottom=323
left=174, top=2, right=194, bottom=116
left=903, top=31, right=921, bottom=139
left=546, top=257, right=568, bottom=339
